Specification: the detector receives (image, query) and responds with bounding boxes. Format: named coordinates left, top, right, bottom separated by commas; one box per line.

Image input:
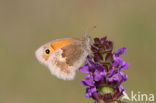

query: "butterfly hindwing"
left=47, top=40, right=90, bottom=80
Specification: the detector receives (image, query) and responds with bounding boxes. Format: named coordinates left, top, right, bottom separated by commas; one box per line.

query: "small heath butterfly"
left=35, top=37, right=91, bottom=80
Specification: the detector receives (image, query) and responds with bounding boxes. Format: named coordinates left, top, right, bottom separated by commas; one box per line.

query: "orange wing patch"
left=50, top=39, right=75, bottom=50
left=43, top=39, right=75, bottom=61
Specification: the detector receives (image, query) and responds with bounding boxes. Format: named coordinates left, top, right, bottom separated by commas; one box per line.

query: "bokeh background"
left=0, top=0, right=156, bottom=103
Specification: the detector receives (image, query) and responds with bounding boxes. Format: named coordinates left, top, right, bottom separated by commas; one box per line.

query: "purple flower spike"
left=79, top=37, right=129, bottom=103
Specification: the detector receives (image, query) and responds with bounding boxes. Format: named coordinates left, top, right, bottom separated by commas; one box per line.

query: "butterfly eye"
left=45, top=49, right=50, bottom=54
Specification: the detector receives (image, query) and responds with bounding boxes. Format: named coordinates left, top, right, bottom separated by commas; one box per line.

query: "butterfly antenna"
left=85, top=26, right=96, bottom=37
left=84, top=26, right=96, bottom=43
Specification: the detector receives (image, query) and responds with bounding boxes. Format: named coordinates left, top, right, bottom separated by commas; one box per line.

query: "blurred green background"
left=0, top=0, right=156, bottom=103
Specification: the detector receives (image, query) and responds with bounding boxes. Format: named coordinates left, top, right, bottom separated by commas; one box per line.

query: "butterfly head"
left=35, top=43, right=54, bottom=66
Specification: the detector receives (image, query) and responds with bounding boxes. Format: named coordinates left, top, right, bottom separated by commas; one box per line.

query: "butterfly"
left=35, top=37, right=91, bottom=80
